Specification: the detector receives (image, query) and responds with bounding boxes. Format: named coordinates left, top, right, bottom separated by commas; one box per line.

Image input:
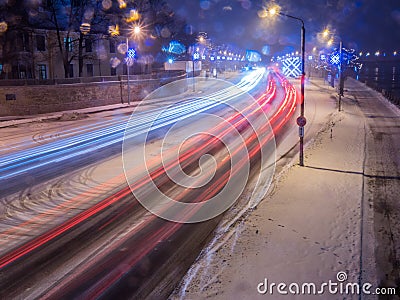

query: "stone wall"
left=0, top=72, right=187, bottom=116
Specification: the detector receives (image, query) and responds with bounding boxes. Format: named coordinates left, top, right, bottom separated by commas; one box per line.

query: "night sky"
left=168, top=0, right=400, bottom=55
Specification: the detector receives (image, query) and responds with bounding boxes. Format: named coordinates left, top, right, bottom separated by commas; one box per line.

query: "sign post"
left=125, top=39, right=136, bottom=106
left=297, top=116, right=306, bottom=164
left=296, top=116, right=307, bottom=127
left=338, top=41, right=344, bottom=111
left=192, top=52, right=200, bottom=92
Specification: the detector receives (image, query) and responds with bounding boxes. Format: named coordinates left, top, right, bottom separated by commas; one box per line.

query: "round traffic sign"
left=296, top=116, right=307, bottom=127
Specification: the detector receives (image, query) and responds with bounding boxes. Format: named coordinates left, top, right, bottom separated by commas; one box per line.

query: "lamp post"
left=126, top=37, right=131, bottom=106
left=338, top=41, right=344, bottom=112
left=124, top=25, right=141, bottom=106
left=192, top=50, right=200, bottom=92
left=270, top=8, right=306, bottom=166
left=320, top=27, right=344, bottom=111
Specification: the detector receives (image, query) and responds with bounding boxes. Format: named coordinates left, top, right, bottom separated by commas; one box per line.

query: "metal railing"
left=0, top=70, right=186, bottom=87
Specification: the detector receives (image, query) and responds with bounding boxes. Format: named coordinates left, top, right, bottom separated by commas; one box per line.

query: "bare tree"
left=73, top=0, right=108, bottom=77
left=0, top=0, right=36, bottom=79
left=33, top=0, right=106, bottom=78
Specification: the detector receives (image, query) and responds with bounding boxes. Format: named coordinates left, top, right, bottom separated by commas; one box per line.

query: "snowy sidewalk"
left=173, top=79, right=386, bottom=299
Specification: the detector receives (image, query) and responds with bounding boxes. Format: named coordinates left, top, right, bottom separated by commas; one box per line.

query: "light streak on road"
left=41, top=72, right=298, bottom=299
left=0, top=70, right=298, bottom=299
left=0, top=69, right=265, bottom=182
left=0, top=73, right=292, bottom=256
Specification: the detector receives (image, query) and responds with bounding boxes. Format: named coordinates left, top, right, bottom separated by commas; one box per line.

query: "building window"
left=86, top=64, right=93, bottom=77
left=38, top=64, right=47, bottom=79
left=64, top=37, right=73, bottom=52
left=111, top=67, right=116, bottom=76
left=85, top=38, right=92, bottom=52
left=109, top=40, right=115, bottom=53
left=36, top=35, right=45, bottom=51
left=19, top=32, right=30, bottom=51
left=68, top=64, right=74, bottom=77
left=19, top=65, right=27, bottom=79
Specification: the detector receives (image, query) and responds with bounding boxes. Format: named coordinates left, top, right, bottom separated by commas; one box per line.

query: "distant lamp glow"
left=366, top=52, right=370, bottom=57
left=168, top=58, right=173, bottom=64
left=375, top=51, right=380, bottom=56
left=0, top=21, right=8, bottom=33
left=269, top=7, right=278, bottom=16
left=126, top=9, right=140, bottom=23
left=359, top=52, right=363, bottom=56
left=327, top=39, right=333, bottom=47
left=394, top=51, right=397, bottom=56
left=118, top=0, right=126, bottom=9
left=133, top=25, right=141, bottom=35
left=108, top=24, right=119, bottom=36
left=80, top=22, right=91, bottom=35
left=312, top=47, right=317, bottom=52
left=322, top=29, right=329, bottom=38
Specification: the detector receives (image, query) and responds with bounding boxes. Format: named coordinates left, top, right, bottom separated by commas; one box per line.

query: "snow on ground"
left=170, top=78, right=386, bottom=299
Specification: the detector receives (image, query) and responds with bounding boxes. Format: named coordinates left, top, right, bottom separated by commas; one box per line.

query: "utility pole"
left=126, top=37, right=130, bottom=106
left=299, top=22, right=305, bottom=166
left=192, top=58, right=195, bottom=92
left=338, top=41, right=344, bottom=111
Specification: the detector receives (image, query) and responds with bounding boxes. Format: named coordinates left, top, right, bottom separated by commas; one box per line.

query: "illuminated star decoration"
left=281, top=56, right=302, bottom=78
left=125, top=48, right=136, bottom=66
left=329, top=52, right=340, bottom=66
left=127, top=48, right=136, bottom=58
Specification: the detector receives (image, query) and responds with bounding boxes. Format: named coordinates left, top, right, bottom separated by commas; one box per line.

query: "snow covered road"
left=172, top=77, right=400, bottom=300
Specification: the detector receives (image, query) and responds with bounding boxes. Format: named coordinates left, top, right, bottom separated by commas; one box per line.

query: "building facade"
left=1, top=26, right=150, bottom=80
left=0, top=0, right=165, bottom=80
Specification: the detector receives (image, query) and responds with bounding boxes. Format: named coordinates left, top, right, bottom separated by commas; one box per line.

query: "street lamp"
left=321, top=27, right=345, bottom=111
left=125, top=25, right=141, bottom=106
left=269, top=7, right=306, bottom=166
left=322, top=28, right=329, bottom=38
left=192, top=51, right=200, bottom=92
